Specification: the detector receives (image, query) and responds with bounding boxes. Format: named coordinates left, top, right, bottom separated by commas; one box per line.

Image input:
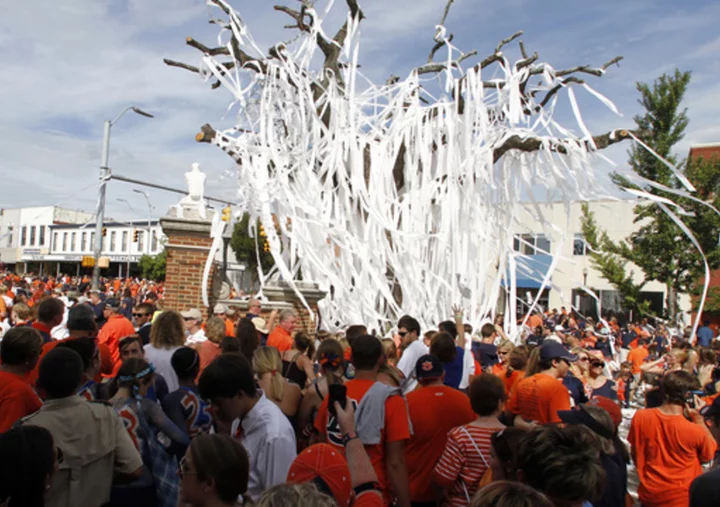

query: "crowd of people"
left=1, top=271, right=720, bottom=507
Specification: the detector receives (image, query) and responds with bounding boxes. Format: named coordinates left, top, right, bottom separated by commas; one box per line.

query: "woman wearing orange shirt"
left=502, top=346, right=528, bottom=395
left=492, top=340, right=514, bottom=377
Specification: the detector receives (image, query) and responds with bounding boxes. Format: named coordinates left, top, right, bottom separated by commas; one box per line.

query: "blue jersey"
left=161, top=386, right=212, bottom=439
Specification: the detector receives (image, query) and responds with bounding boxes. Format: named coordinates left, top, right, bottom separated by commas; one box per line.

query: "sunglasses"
left=132, top=313, right=148, bottom=317
left=591, top=361, right=605, bottom=368
left=398, top=331, right=408, bottom=337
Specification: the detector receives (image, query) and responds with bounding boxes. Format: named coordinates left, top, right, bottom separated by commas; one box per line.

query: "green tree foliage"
left=583, top=69, right=720, bottom=321
left=229, top=213, right=275, bottom=280
left=138, top=251, right=167, bottom=281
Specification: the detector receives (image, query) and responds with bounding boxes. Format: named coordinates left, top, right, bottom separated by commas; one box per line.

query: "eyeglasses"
left=178, top=456, right=196, bottom=478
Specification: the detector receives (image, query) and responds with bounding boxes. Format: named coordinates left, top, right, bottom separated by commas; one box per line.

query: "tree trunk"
left=666, top=283, right=677, bottom=324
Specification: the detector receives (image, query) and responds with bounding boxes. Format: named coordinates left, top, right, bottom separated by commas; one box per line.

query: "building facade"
left=0, top=206, right=164, bottom=277
left=507, top=199, right=690, bottom=322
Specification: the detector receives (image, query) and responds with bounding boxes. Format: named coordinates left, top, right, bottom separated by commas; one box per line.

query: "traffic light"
left=102, top=227, right=107, bottom=237
left=221, top=206, right=231, bottom=222
left=259, top=224, right=266, bottom=237
left=263, top=241, right=271, bottom=252
left=132, top=229, right=139, bottom=242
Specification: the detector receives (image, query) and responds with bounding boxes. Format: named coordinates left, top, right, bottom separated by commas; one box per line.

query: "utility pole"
left=91, top=107, right=153, bottom=290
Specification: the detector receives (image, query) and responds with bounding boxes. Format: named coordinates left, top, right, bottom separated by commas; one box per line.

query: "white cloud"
left=0, top=0, right=718, bottom=221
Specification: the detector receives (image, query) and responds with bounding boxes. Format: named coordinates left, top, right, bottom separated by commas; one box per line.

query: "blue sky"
left=1, top=0, right=719, bottom=220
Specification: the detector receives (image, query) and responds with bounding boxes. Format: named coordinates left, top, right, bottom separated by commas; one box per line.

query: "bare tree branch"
left=416, top=49, right=478, bottom=75
left=555, top=56, right=623, bottom=77
left=495, top=31, right=524, bottom=54
left=537, top=76, right=585, bottom=108
left=186, top=37, right=230, bottom=56
left=493, top=129, right=641, bottom=162
left=163, top=58, right=199, bottom=74
left=519, top=40, right=528, bottom=59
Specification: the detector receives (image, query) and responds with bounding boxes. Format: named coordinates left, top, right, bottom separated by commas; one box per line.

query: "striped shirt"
left=434, top=425, right=501, bottom=506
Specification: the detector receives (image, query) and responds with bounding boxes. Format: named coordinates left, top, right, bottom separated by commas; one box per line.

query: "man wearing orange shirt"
left=405, top=354, right=475, bottom=505
left=0, top=327, right=43, bottom=431
left=31, top=297, right=65, bottom=344
left=314, top=335, right=411, bottom=507
left=97, top=298, right=135, bottom=377
left=267, top=309, right=298, bottom=353
left=213, top=303, right=235, bottom=337
left=629, top=370, right=717, bottom=507
left=627, top=338, right=649, bottom=382
left=507, top=341, right=574, bottom=426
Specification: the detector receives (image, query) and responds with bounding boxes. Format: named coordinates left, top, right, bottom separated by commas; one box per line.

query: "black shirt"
left=472, top=342, right=498, bottom=370
left=690, top=468, right=720, bottom=507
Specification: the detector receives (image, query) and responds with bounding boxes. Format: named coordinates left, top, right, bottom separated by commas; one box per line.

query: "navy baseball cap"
left=539, top=341, right=577, bottom=362
left=415, top=354, right=444, bottom=380
left=558, top=405, right=614, bottom=439
left=700, top=396, right=720, bottom=418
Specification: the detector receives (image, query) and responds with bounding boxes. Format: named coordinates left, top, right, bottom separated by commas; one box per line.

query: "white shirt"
left=185, top=328, right=207, bottom=345
left=459, top=344, right=475, bottom=390
left=143, top=345, right=181, bottom=392
left=397, top=339, right=429, bottom=393
left=237, top=392, right=297, bottom=500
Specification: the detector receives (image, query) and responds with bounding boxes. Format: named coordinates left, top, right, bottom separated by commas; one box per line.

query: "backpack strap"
left=458, top=426, right=490, bottom=502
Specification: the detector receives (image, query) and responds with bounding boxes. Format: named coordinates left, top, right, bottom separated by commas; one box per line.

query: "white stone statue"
left=174, top=162, right=208, bottom=219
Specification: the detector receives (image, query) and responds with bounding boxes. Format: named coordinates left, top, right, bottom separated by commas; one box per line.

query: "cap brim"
left=558, top=409, right=583, bottom=425
left=561, top=353, right=578, bottom=362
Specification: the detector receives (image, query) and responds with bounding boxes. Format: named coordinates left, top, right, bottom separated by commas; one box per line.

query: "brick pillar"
left=160, top=216, right=218, bottom=315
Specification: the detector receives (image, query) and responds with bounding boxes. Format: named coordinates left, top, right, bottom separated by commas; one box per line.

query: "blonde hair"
left=381, top=338, right=398, bottom=366
left=11, top=302, right=32, bottom=321
left=149, top=310, right=185, bottom=349
left=205, top=316, right=226, bottom=344
left=378, top=364, right=401, bottom=387
left=253, top=346, right=284, bottom=402
left=256, top=483, right=336, bottom=507
left=497, top=339, right=514, bottom=354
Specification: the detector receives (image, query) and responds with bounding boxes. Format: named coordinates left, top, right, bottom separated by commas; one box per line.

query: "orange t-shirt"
left=628, top=408, right=717, bottom=507
left=491, top=363, right=506, bottom=378
left=527, top=314, right=543, bottom=329
left=627, top=346, right=649, bottom=374
left=405, top=385, right=476, bottom=502
left=507, top=373, right=570, bottom=424
left=314, top=378, right=411, bottom=501
left=224, top=318, right=234, bottom=338
left=503, top=369, right=525, bottom=396
left=0, top=371, right=42, bottom=432
left=98, top=314, right=136, bottom=377
left=267, top=327, right=293, bottom=353
left=27, top=338, right=113, bottom=387
left=198, top=341, right=222, bottom=378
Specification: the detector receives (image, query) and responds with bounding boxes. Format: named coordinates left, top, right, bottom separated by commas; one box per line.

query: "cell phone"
left=328, top=384, right=347, bottom=418
left=686, top=390, right=704, bottom=408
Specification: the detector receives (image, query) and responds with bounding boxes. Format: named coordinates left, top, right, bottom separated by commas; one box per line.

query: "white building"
left=0, top=206, right=94, bottom=272
left=506, top=199, right=689, bottom=321
left=24, top=220, right=165, bottom=277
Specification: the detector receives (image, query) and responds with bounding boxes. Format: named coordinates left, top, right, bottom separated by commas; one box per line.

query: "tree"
left=164, top=0, right=645, bottom=327
left=138, top=251, right=167, bottom=281
left=582, top=70, right=720, bottom=322
left=229, top=213, right=275, bottom=282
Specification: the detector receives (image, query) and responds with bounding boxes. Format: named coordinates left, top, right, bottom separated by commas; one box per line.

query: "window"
left=53, top=232, right=58, bottom=251
left=62, top=232, right=68, bottom=251
left=513, top=234, right=551, bottom=256
left=151, top=230, right=158, bottom=252
left=82, top=232, right=87, bottom=252
left=573, top=233, right=587, bottom=256
left=70, top=232, right=76, bottom=252
left=90, top=232, right=95, bottom=251
left=137, top=231, right=144, bottom=253
left=6, top=226, right=13, bottom=247
left=122, top=231, right=128, bottom=252
left=29, top=226, right=36, bottom=246
left=110, top=231, right=117, bottom=252
left=21, top=226, right=27, bottom=246
left=39, top=226, right=45, bottom=246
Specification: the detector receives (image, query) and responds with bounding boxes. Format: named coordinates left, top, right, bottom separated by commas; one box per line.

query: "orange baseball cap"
left=287, top=444, right=351, bottom=506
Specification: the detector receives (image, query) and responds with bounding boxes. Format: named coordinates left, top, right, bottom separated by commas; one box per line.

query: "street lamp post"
left=133, top=189, right=153, bottom=255
left=91, top=107, right=153, bottom=290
